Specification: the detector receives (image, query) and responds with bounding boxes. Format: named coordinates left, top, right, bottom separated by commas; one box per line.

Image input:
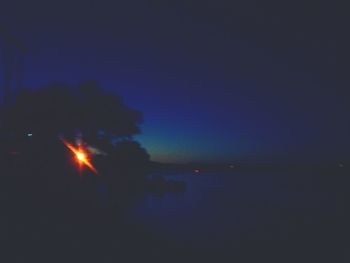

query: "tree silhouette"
left=1, top=81, right=142, bottom=137
left=0, top=81, right=150, bottom=175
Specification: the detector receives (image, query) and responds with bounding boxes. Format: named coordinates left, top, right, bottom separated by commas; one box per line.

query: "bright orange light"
left=61, top=139, right=98, bottom=175
left=76, top=152, right=86, bottom=161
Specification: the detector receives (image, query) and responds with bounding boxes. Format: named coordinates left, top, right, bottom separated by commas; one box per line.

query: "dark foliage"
left=0, top=81, right=150, bottom=179
left=1, top=81, right=142, bottom=138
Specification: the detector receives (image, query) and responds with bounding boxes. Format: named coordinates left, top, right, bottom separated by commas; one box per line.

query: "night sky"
left=0, top=0, right=347, bottom=164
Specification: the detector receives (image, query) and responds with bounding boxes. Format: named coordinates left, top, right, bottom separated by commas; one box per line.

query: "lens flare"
left=76, top=152, right=86, bottom=161
left=61, top=139, right=98, bottom=175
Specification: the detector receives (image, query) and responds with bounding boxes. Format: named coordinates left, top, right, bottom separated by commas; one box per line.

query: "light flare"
left=76, top=152, right=86, bottom=161
left=61, top=139, right=98, bottom=174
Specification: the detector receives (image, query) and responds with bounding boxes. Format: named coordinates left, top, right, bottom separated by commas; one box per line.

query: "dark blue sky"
left=0, top=0, right=347, bottom=164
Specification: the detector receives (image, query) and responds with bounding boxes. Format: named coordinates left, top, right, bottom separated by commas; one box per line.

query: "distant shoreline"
left=149, top=161, right=349, bottom=173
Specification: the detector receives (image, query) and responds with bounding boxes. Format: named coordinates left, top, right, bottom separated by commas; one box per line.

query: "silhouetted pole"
left=2, top=43, right=14, bottom=107
left=14, top=49, right=25, bottom=93
left=0, top=26, right=27, bottom=107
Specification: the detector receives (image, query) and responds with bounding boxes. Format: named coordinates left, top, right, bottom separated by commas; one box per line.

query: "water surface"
left=126, top=171, right=348, bottom=262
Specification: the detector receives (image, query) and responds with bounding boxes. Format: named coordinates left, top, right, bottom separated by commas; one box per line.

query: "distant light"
left=194, top=169, right=200, bottom=173
left=27, top=133, right=33, bottom=137
left=76, top=152, right=86, bottom=162
left=229, top=165, right=235, bottom=168
left=61, top=139, right=98, bottom=174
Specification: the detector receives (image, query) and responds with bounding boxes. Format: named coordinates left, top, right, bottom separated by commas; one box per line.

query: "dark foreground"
left=0, top=169, right=349, bottom=263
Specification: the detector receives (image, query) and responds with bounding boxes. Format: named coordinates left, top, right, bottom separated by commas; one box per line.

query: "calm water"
left=126, top=170, right=349, bottom=262
left=1, top=170, right=348, bottom=262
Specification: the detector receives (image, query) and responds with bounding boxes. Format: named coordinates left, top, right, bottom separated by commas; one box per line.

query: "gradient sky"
left=0, top=0, right=347, bottom=164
